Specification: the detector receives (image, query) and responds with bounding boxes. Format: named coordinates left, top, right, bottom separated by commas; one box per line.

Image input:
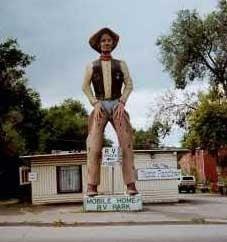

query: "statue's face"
left=100, top=33, right=113, bottom=53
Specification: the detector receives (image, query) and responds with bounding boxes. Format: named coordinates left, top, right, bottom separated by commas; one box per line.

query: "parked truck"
left=178, top=175, right=196, bottom=193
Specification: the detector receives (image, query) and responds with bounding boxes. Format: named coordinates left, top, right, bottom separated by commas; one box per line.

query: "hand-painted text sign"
left=84, top=194, right=142, bottom=212
left=28, top=172, right=38, bottom=182
left=102, top=147, right=121, bottom=166
left=137, top=168, right=181, bottom=181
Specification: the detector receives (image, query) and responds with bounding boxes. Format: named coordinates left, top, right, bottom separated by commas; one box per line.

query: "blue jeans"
left=100, top=99, right=119, bottom=118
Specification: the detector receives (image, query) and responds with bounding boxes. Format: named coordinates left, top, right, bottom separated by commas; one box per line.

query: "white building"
left=20, top=149, right=187, bottom=205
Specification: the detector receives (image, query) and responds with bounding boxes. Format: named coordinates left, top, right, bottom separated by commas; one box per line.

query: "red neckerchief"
left=100, top=53, right=112, bottom=61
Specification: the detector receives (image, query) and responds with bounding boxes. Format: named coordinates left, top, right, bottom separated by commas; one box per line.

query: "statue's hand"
left=94, top=101, right=104, bottom=122
left=114, top=101, right=125, bottom=122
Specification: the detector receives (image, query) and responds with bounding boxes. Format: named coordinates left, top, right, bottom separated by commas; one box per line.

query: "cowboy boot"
left=126, top=183, right=138, bottom=195
left=87, top=184, right=98, bottom=197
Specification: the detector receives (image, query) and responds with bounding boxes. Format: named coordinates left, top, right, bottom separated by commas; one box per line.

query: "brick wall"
left=179, top=149, right=225, bottom=190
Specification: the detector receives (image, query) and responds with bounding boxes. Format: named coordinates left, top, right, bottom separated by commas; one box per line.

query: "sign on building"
left=150, top=162, right=176, bottom=169
left=137, top=168, right=181, bottom=181
left=102, top=147, right=121, bottom=166
left=28, top=172, right=38, bottom=182
left=84, top=194, right=143, bottom=212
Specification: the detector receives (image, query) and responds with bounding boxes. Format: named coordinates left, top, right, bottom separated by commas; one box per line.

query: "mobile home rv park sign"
left=84, top=194, right=143, bottom=212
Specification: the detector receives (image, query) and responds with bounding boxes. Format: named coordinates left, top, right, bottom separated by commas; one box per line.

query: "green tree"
left=0, top=38, right=41, bottom=197
left=133, top=121, right=165, bottom=149
left=0, top=39, right=42, bottom=157
left=154, top=0, right=227, bottom=151
left=157, top=0, right=227, bottom=97
left=103, top=138, right=114, bottom=147
left=38, top=99, right=88, bottom=153
left=182, top=94, right=227, bottom=151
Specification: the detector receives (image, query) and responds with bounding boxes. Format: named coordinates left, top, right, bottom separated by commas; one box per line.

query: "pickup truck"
left=178, top=175, right=196, bottom=193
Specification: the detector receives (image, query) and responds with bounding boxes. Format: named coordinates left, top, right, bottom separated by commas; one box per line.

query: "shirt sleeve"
left=82, top=63, right=98, bottom=106
left=120, top=61, right=133, bottom=103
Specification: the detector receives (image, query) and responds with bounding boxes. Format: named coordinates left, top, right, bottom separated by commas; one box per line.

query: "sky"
left=1, top=0, right=218, bottom=147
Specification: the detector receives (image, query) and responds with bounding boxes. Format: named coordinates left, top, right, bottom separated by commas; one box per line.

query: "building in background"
left=179, top=148, right=227, bottom=191
left=20, top=149, right=187, bottom=205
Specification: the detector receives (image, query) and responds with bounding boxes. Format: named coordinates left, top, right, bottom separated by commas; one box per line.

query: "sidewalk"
left=0, top=194, right=227, bottom=226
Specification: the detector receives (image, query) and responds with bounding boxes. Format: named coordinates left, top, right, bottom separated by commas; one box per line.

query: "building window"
left=57, top=166, right=82, bottom=193
left=19, top=166, right=31, bottom=185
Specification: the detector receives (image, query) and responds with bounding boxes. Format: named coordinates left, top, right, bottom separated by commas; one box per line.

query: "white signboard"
left=84, top=194, right=142, bottom=212
left=137, top=168, right=181, bottom=181
left=150, top=162, right=175, bottom=169
left=28, top=172, right=38, bottom=182
left=102, top=147, right=121, bottom=166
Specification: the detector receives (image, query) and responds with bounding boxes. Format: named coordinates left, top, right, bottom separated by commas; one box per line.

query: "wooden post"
left=112, top=166, right=114, bottom=194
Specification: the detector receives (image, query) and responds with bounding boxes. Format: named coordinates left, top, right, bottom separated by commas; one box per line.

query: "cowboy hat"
left=89, top=27, right=119, bottom=53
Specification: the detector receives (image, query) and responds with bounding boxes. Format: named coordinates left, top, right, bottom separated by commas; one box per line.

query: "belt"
left=97, top=97, right=119, bottom=101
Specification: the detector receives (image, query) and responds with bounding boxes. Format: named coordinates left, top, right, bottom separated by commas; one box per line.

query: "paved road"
left=1, top=225, right=227, bottom=242
left=1, top=194, right=227, bottom=225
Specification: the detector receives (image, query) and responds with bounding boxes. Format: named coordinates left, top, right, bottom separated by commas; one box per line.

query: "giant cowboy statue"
left=82, top=27, right=138, bottom=197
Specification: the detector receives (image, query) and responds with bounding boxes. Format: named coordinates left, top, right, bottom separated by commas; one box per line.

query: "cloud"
left=1, top=0, right=217, bottom=147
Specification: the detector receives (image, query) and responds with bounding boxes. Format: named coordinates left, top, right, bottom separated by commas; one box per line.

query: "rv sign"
left=102, top=147, right=121, bottom=166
